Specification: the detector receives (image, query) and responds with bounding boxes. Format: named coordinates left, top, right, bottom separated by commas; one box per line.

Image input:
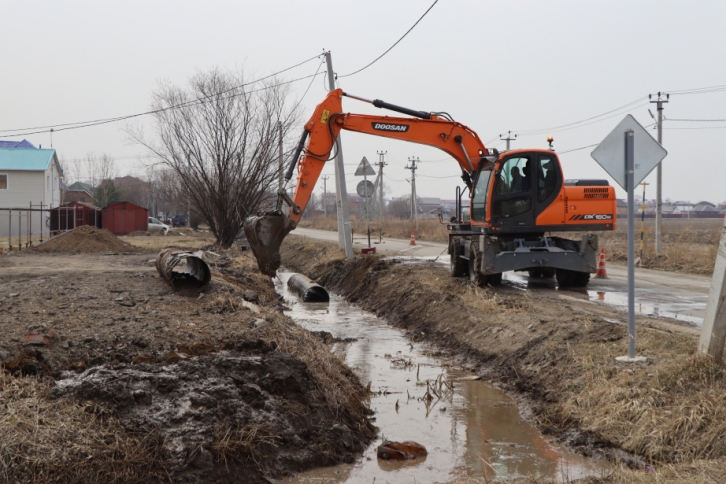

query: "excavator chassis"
left=450, top=229, right=599, bottom=287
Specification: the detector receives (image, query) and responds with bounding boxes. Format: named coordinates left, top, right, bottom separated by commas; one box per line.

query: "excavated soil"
left=0, top=244, right=375, bottom=483
left=282, top=238, right=726, bottom=483
left=34, top=225, right=135, bottom=253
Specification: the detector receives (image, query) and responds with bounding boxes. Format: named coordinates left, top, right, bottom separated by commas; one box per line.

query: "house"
left=63, top=181, right=95, bottom=204
left=690, top=201, right=721, bottom=218
left=0, top=139, right=36, bottom=149
left=418, top=197, right=442, bottom=214
left=0, top=147, right=62, bottom=238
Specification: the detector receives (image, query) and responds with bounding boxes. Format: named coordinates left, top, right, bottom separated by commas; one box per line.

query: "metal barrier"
left=0, top=203, right=82, bottom=251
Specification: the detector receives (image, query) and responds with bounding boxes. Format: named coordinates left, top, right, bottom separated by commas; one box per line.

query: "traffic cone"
left=596, top=247, right=608, bottom=278
left=410, top=230, right=416, bottom=245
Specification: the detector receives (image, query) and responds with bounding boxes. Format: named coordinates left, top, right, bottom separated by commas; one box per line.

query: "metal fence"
left=0, top=203, right=83, bottom=250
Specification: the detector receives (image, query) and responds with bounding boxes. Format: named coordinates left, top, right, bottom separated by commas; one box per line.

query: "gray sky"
left=2, top=0, right=725, bottom=203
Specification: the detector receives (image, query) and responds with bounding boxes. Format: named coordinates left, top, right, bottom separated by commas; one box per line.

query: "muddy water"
left=275, top=271, right=605, bottom=483
left=385, top=256, right=706, bottom=327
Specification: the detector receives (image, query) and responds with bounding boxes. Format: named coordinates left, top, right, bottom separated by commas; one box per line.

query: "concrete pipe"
left=287, top=274, right=329, bottom=302
left=156, top=248, right=211, bottom=289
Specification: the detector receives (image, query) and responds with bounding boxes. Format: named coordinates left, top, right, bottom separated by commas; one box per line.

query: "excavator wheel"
left=528, top=268, right=556, bottom=279
left=468, top=242, right=490, bottom=287
left=487, top=272, right=503, bottom=286
left=553, top=240, right=590, bottom=287
left=556, top=269, right=591, bottom=287
left=450, top=238, right=468, bottom=277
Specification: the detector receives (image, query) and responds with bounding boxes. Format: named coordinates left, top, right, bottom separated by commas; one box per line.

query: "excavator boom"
left=245, top=89, right=490, bottom=275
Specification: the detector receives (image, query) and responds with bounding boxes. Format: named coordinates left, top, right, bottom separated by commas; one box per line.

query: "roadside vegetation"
left=298, top=215, right=722, bottom=276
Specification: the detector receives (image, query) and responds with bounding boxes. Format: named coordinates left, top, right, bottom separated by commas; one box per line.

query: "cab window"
left=538, top=156, right=557, bottom=202
left=471, top=169, right=492, bottom=222
left=495, top=157, right=530, bottom=195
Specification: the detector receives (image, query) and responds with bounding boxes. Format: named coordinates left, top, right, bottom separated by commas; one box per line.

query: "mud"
left=281, top=238, right=717, bottom=476
left=0, top=243, right=375, bottom=483
left=34, top=225, right=135, bottom=253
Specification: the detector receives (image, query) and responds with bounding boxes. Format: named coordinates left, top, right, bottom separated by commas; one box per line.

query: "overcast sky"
left=2, top=1, right=725, bottom=203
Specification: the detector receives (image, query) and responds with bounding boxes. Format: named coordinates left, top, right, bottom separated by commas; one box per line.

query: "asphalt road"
left=293, top=227, right=710, bottom=326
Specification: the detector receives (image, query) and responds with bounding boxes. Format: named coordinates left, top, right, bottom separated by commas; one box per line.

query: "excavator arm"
left=244, top=88, right=490, bottom=276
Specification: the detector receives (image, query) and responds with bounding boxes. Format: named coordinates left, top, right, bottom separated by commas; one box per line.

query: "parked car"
left=148, top=217, right=169, bottom=235
left=172, top=214, right=188, bottom=228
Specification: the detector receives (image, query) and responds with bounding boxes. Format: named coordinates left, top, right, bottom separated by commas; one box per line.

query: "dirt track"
left=282, top=237, right=726, bottom=483
left=0, top=232, right=375, bottom=483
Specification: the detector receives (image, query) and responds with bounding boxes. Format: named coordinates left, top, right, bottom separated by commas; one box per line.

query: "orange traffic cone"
left=596, top=247, right=608, bottom=278
left=410, top=230, right=416, bottom=245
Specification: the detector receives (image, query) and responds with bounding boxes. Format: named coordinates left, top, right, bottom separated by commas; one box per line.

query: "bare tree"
left=130, top=68, right=299, bottom=247
left=65, top=153, right=118, bottom=188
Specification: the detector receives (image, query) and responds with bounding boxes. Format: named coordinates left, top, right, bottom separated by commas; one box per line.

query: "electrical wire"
left=668, top=83, right=726, bottom=96
left=338, top=0, right=439, bottom=78
left=0, top=53, right=324, bottom=137
left=667, top=118, right=726, bottom=122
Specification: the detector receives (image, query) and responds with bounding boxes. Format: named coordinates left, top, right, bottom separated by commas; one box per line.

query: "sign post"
left=355, top=157, right=376, bottom=249
left=591, top=115, right=667, bottom=362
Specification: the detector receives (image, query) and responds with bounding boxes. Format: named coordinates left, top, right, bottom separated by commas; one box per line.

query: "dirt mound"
left=35, top=226, right=134, bottom=253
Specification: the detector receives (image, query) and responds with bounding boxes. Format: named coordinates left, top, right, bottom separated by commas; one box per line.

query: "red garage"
left=102, top=202, right=148, bottom=235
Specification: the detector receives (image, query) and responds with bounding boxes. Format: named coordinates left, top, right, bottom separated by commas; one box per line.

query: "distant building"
left=0, top=147, right=62, bottom=238
left=0, top=139, right=36, bottom=149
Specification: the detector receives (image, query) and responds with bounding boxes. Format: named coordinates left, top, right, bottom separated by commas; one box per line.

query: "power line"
left=339, top=0, right=439, bottom=78
left=667, top=118, right=726, bottom=122
left=0, top=53, right=324, bottom=138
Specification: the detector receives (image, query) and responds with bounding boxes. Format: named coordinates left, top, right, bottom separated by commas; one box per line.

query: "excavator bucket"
left=243, top=213, right=296, bottom=277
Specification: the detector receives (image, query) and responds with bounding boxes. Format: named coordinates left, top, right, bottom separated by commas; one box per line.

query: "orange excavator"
left=245, top=89, right=616, bottom=287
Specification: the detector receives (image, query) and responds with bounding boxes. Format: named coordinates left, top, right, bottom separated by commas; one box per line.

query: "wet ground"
left=275, top=271, right=606, bottom=483
left=385, top=255, right=707, bottom=327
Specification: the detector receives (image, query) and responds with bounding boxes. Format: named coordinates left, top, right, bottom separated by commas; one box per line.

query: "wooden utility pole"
left=699, top=216, right=726, bottom=363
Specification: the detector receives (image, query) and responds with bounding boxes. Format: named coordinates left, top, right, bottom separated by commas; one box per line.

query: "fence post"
left=18, top=210, right=22, bottom=251
left=28, top=203, right=32, bottom=248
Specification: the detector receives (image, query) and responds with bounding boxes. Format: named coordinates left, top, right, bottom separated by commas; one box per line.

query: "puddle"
left=505, top=272, right=705, bottom=327
left=275, top=271, right=606, bottom=483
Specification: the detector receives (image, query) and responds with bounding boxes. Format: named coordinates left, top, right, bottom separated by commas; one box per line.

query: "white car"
left=148, top=217, right=169, bottom=235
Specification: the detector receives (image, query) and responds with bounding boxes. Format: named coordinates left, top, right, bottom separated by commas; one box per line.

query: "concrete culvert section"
left=155, top=248, right=211, bottom=289
left=287, top=273, right=330, bottom=302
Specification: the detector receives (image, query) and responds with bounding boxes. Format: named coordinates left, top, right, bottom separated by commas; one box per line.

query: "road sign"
left=590, top=114, right=667, bottom=189
left=356, top=180, right=375, bottom=198
left=355, top=156, right=376, bottom=176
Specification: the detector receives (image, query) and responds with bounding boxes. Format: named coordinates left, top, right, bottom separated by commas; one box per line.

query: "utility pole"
left=322, top=175, right=329, bottom=217
left=376, top=151, right=387, bottom=242
left=500, top=130, right=517, bottom=150
left=405, top=157, right=419, bottom=230
left=325, top=51, right=353, bottom=259
left=649, top=92, right=669, bottom=254
left=277, top=121, right=283, bottom=193
left=638, top=182, right=649, bottom=266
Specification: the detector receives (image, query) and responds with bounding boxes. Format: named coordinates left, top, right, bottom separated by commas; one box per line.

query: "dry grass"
left=0, top=374, right=168, bottom=484
left=299, top=214, right=450, bottom=243
left=302, top=215, right=723, bottom=275
left=121, top=232, right=215, bottom=251
left=547, top=326, right=726, bottom=467
left=212, top=423, right=279, bottom=467
left=598, top=218, right=722, bottom=275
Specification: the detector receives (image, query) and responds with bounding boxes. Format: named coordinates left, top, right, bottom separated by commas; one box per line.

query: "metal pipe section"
left=155, top=248, right=211, bottom=290
left=287, top=274, right=330, bottom=302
